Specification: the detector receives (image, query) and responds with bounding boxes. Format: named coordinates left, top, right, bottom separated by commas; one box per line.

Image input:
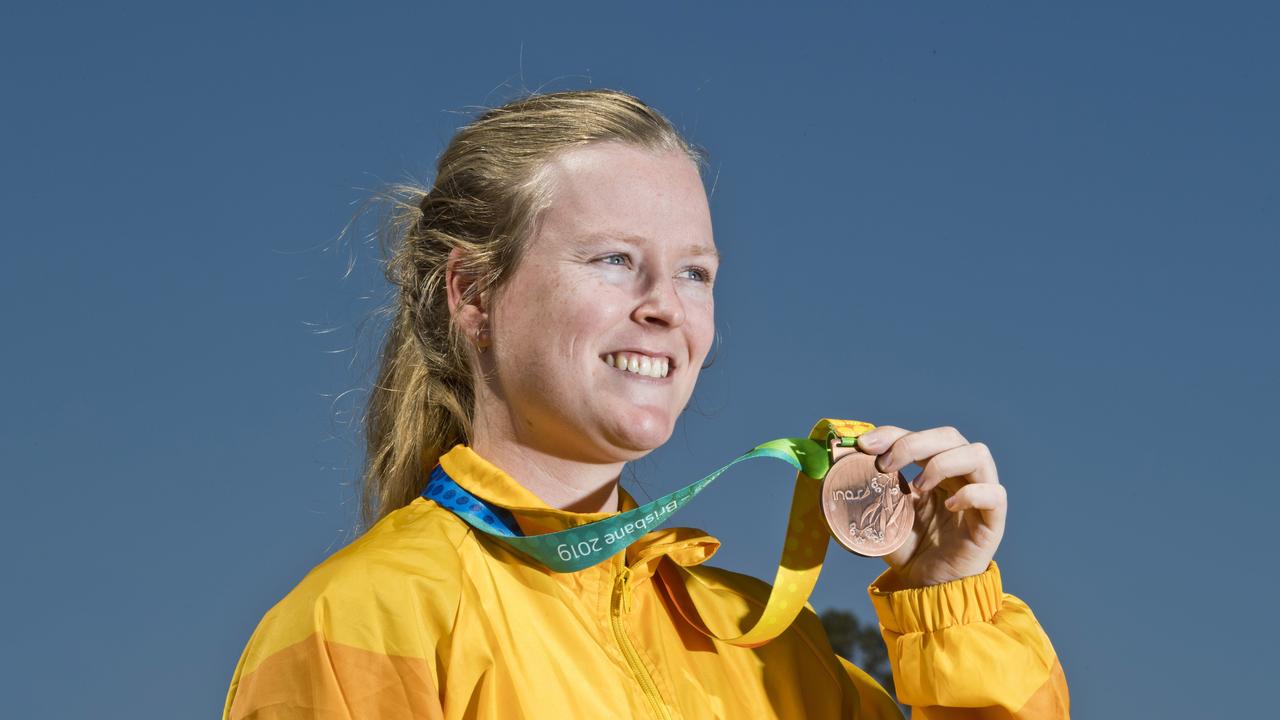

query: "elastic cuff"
left=868, top=561, right=1003, bottom=635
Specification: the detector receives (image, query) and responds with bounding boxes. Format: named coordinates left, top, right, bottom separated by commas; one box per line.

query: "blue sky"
left=2, top=1, right=1276, bottom=716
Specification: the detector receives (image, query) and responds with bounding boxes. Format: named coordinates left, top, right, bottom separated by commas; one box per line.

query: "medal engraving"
left=821, top=442, right=914, bottom=557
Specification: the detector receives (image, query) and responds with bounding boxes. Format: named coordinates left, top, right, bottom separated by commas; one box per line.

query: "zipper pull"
left=616, top=564, right=633, bottom=614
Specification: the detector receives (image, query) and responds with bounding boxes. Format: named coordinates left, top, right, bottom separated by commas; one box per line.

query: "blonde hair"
left=357, top=89, right=708, bottom=528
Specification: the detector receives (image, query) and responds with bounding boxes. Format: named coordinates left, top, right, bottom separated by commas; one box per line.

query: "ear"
left=445, top=247, right=489, bottom=347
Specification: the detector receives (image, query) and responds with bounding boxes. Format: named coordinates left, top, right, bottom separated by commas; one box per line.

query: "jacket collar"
left=438, top=444, right=720, bottom=572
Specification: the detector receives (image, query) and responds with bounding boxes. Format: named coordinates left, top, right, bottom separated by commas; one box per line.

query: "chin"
left=603, top=409, right=676, bottom=455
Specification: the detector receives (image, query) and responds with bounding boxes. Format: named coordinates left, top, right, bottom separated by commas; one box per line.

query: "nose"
left=632, top=273, right=686, bottom=328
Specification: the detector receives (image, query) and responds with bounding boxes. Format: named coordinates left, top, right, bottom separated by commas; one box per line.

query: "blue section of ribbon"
left=422, top=465, right=524, bottom=537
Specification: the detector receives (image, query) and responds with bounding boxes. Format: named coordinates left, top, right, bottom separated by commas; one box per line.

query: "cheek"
left=568, top=283, right=628, bottom=332
left=689, top=298, right=716, bottom=354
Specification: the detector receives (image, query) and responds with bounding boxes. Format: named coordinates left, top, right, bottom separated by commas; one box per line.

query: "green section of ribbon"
left=499, top=437, right=830, bottom=573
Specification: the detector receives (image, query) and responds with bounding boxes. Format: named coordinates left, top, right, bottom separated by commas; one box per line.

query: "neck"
left=470, top=413, right=623, bottom=515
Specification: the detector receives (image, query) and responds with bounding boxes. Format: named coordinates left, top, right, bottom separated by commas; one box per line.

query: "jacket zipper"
left=612, top=561, right=673, bottom=720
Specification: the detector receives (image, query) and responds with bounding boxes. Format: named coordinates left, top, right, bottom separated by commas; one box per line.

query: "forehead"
left=533, top=142, right=715, bottom=251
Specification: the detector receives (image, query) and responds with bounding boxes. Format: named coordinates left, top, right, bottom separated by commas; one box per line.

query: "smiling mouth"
left=602, top=351, right=671, bottom=379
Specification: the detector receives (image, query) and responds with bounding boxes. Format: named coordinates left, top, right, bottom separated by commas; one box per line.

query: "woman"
left=223, top=89, right=1070, bottom=719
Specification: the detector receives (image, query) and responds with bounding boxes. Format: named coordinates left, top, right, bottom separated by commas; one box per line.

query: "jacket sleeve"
left=868, top=561, right=1070, bottom=719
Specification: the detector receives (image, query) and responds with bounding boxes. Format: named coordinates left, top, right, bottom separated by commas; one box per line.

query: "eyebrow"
left=687, top=243, right=721, bottom=260
left=582, top=232, right=720, bottom=260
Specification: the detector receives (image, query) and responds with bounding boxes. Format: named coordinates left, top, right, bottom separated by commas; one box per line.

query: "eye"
left=599, top=253, right=630, bottom=267
left=680, top=266, right=714, bottom=284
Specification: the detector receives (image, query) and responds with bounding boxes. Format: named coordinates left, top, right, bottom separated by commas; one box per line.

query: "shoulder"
left=310, top=497, right=472, bottom=588
left=290, top=497, right=471, bottom=605
left=243, top=498, right=475, bottom=663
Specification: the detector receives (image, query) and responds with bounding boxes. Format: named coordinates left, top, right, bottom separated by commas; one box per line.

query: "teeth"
left=603, top=352, right=670, bottom=378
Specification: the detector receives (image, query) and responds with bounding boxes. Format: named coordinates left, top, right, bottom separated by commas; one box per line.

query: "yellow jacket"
left=224, top=444, right=1069, bottom=718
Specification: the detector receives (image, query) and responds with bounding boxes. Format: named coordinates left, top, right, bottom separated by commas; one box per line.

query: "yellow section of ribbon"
left=662, top=418, right=877, bottom=648
left=813, top=418, right=876, bottom=444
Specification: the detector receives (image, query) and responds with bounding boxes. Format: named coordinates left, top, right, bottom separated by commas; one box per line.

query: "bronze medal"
left=821, top=440, right=914, bottom=557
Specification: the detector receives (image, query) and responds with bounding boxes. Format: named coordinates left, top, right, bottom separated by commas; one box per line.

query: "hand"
left=853, top=425, right=1007, bottom=588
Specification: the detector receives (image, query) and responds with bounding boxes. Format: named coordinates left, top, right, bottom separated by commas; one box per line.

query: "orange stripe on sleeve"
left=225, top=631, right=443, bottom=720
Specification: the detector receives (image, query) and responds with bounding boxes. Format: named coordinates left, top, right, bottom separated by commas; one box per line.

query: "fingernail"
left=877, top=453, right=892, bottom=473
left=858, top=434, right=878, bottom=450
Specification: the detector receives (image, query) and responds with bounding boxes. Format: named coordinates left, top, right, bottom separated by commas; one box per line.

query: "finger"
left=853, top=425, right=910, bottom=456
left=943, top=482, right=1008, bottom=528
left=876, top=425, right=969, bottom=474
left=912, top=442, right=998, bottom=495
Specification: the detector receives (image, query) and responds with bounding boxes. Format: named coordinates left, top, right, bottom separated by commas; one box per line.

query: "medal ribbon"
left=422, top=418, right=876, bottom=647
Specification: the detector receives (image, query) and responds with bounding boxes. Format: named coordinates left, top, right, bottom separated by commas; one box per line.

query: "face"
left=476, top=142, right=718, bottom=463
